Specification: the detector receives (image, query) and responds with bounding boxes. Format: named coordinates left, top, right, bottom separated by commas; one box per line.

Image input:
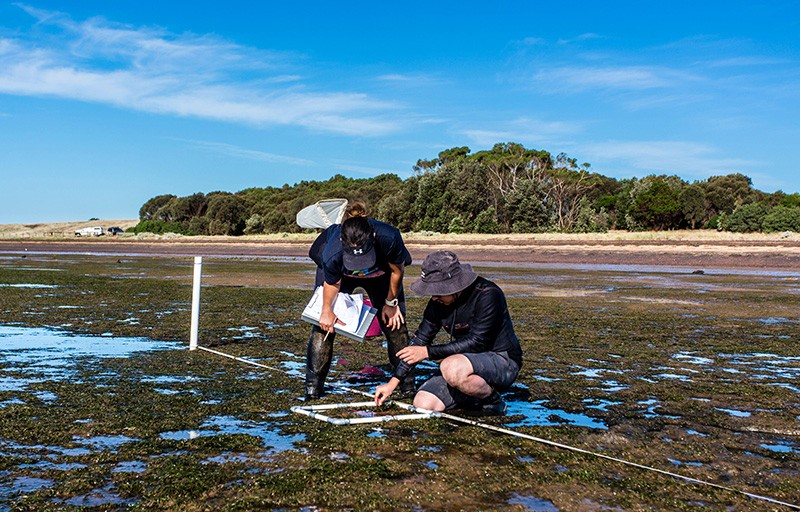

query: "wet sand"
left=1, top=234, right=799, bottom=271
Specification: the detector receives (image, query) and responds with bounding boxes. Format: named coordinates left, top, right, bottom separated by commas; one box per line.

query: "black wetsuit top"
left=394, top=276, right=522, bottom=379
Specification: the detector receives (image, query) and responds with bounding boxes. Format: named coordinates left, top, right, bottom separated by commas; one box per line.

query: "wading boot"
left=385, top=326, right=415, bottom=397
left=305, top=327, right=334, bottom=401
left=465, top=390, right=507, bottom=417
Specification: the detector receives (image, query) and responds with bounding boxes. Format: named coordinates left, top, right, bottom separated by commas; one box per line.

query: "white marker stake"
left=189, top=256, right=202, bottom=350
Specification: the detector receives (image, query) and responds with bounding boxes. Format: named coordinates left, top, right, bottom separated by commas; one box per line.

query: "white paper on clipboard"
left=301, top=286, right=378, bottom=341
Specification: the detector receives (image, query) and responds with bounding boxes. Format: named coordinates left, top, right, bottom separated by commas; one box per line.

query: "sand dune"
left=0, top=219, right=139, bottom=238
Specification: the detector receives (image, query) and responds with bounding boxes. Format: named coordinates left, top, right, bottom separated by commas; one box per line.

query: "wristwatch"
left=385, top=297, right=399, bottom=307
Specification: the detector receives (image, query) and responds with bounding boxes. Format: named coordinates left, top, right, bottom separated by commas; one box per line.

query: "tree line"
left=134, top=143, right=800, bottom=235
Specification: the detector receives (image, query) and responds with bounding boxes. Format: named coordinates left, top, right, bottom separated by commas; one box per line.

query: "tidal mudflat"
left=0, top=253, right=798, bottom=510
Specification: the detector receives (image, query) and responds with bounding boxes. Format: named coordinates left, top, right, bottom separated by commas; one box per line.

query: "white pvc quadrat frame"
left=291, top=401, right=438, bottom=426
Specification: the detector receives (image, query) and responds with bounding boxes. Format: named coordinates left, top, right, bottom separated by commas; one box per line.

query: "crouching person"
left=374, top=250, right=522, bottom=416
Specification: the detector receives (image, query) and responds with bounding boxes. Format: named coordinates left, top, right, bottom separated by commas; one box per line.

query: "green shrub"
left=244, top=214, right=266, bottom=235
left=447, top=215, right=467, bottom=234
left=511, top=221, right=534, bottom=233
left=473, top=207, right=500, bottom=234
left=780, top=193, right=800, bottom=208
left=703, top=214, right=721, bottom=230
left=132, top=220, right=187, bottom=234
left=573, top=198, right=608, bottom=233
left=762, top=206, right=800, bottom=232
left=725, top=203, right=769, bottom=232
left=187, top=216, right=210, bottom=235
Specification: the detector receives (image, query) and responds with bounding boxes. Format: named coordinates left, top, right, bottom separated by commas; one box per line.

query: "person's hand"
left=396, top=345, right=428, bottom=365
left=374, top=380, right=398, bottom=406
left=382, top=304, right=404, bottom=330
left=319, top=309, right=343, bottom=333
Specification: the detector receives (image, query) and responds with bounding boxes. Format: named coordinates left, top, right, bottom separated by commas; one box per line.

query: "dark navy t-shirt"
left=310, top=219, right=412, bottom=285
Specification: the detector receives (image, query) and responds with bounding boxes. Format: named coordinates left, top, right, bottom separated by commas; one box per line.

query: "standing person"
left=305, top=202, right=415, bottom=400
left=374, top=250, right=522, bottom=416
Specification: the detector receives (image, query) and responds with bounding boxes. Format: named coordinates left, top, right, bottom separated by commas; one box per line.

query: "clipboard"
left=301, top=286, right=378, bottom=342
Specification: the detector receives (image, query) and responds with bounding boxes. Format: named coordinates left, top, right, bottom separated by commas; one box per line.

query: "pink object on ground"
left=358, top=365, right=385, bottom=376
left=363, top=298, right=382, bottom=337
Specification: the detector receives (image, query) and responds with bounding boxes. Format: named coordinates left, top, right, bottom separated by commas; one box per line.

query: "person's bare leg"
left=413, top=390, right=446, bottom=412
left=440, top=354, right=507, bottom=416
left=440, top=354, right=492, bottom=399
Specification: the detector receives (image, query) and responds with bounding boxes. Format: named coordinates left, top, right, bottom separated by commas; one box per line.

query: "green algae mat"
left=0, top=254, right=798, bottom=510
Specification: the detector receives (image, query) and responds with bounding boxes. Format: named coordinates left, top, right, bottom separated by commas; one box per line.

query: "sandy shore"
left=1, top=229, right=799, bottom=271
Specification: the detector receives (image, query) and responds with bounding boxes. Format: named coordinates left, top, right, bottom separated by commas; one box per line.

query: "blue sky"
left=1, top=1, right=798, bottom=223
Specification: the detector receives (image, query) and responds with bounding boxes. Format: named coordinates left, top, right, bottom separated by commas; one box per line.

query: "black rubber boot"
left=305, top=327, right=334, bottom=401
left=465, top=390, right=507, bottom=417
left=385, top=326, right=415, bottom=396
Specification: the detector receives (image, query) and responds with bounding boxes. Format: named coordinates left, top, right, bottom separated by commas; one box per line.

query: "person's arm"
left=318, top=280, right=344, bottom=333
left=382, top=261, right=405, bottom=330
left=374, top=377, right=400, bottom=405
left=375, top=334, right=430, bottom=405
left=308, top=229, right=329, bottom=265
left=396, top=344, right=428, bottom=365
left=391, top=300, right=441, bottom=380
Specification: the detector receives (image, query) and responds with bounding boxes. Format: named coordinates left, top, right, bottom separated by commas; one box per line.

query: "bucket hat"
left=410, top=250, right=478, bottom=296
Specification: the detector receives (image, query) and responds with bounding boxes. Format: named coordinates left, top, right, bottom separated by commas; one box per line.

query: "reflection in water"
left=159, top=415, right=305, bottom=454
left=761, top=442, right=797, bottom=454
left=0, top=325, right=179, bottom=375
left=62, top=486, right=133, bottom=507
left=507, top=399, right=607, bottom=430
left=112, top=460, right=148, bottom=473
left=668, top=458, right=704, bottom=467
left=715, top=408, right=751, bottom=418
left=0, top=283, right=58, bottom=288
left=0, top=325, right=185, bottom=506
left=0, top=324, right=181, bottom=404
left=73, top=434, right=137, bottom=451
left=507, top=492, right=560, bottom=511
left=0, top=476, right=55, bottom=503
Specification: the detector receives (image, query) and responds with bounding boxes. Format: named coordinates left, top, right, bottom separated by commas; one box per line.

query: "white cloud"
left=519, top=37, right=545, bottom=46
left=620, top=92, right=713, bottom=111
left=264, top=75, right=304, bottom=84
left=182, top=140, right=314, bottom=166
left=0, top=6, right=401, bottom=136
left=741, top=170, right=792, bottom=193
left=705, top=56, right=788, bottom=68
left=462, top=117, right=582, bottom=147
left=582, top=140, right=758, bottom=180
left=377, top=74, right=415, bottom=82
left=557, top=33, right=602, bottom=45
left=535, top=65, right=697, bottom=91
left=375, top=73, right=444, bottom=88
left=330, top=160, right=394, bottom=176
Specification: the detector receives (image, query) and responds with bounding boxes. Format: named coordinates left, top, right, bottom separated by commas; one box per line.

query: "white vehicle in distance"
left=74, top=226, right=105, bottom=237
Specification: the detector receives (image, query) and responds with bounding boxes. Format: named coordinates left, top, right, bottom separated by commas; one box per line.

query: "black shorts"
left=417, top=351, right=520, bottom=410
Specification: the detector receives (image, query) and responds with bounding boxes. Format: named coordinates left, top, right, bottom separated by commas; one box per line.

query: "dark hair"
left=341, top=216, right=372, bottom=247
left=344, top=201, right=367, bottom=219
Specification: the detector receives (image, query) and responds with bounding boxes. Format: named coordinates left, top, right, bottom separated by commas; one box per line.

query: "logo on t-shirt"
left=348, top=266, right=384, bottom=278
